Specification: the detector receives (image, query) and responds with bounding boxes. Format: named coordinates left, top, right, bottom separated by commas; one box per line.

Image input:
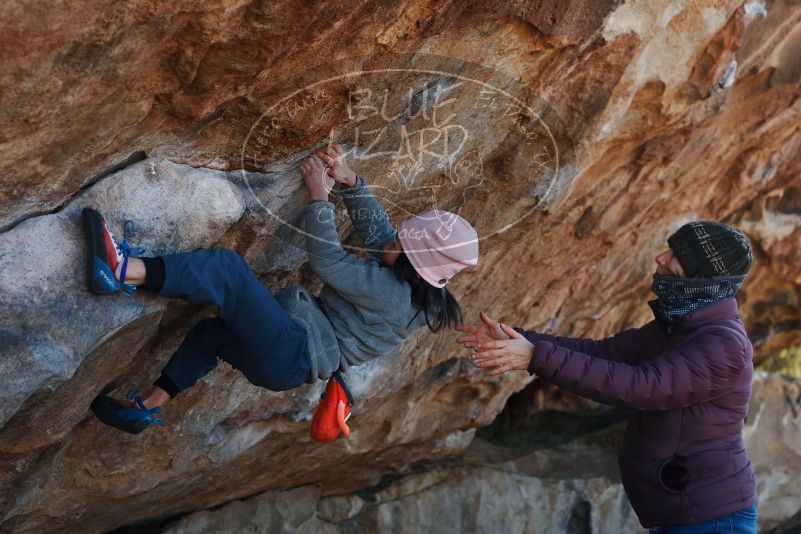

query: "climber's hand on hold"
left=471, top=323, right=534, bottom=376
left=455, top=310, right=511, bottom=350
left=300, top=154, right=335, bottom=202
left=314, top=143, right=357, bottom=188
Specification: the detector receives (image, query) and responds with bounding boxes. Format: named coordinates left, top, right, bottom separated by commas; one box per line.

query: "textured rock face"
left=0, top=157, right=245, bottom=429
left=2, top=0, right=801, bottom=532
left=161, top=373, right=801, bottom=534
left=163, top=470, right=641, bottom=534
left=745, top=373, right=801, bottom=531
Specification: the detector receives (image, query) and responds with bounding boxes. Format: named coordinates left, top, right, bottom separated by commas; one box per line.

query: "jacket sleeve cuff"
left=339, top=174, right=365, bottom=195
left=527, top=340, right=556, bottom=376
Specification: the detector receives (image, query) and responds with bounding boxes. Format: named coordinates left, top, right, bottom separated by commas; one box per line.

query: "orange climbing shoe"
left=311, top=372, right=354, bottom=442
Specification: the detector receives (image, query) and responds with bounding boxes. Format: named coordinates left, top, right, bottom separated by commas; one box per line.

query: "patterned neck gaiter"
left=649, top=273, right=745, bottom=332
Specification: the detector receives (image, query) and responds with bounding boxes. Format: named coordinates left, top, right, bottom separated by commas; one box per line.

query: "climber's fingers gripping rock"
left=300, top=154, right=335, bottom=201
left=314, top=143, right=357, bottom=188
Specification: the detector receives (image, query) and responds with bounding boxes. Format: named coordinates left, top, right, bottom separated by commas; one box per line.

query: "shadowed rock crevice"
left=0, top=150, right=151, bottom=233
left=566, top=500, right=592, bottom=534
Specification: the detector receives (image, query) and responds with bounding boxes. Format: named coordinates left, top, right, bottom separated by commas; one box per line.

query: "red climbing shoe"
left=311, top=372, right=354, bottom=442
left=82, top=207, right=145, bottom=295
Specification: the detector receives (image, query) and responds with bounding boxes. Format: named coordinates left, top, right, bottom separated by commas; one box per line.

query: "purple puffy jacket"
left=516, top=297, right=756, bottom=528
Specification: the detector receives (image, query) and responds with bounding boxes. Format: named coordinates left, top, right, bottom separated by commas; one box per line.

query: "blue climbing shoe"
left=90, top=388, right=165, bottom=434
left=82, top=207, right=145, bottom=295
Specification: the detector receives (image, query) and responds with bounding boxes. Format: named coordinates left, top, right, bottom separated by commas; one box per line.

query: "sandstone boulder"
left=2, top=0, right=801, bottom=532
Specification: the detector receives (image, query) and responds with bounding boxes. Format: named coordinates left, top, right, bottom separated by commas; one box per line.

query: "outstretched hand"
left=456, top=312, right=535, bottom=376
left=454, top=310, right=511, bottom=349
left=471, top=323, right=535, bottom=376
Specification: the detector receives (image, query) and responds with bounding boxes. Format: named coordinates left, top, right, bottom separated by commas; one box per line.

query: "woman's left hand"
left=300, top=154, right=335, bottom=201
left=471, top=323, right=536, bottom=376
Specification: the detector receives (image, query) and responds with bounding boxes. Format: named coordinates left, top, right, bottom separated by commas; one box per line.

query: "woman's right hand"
left=455, top=310, right=511, bottom=350
left=314, top=143, right=357, bottom=188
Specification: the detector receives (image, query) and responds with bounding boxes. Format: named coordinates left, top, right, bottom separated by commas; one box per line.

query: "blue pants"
left=649, top=504, right=757, bottom=534
left=155, top=248, right=311, bottom=395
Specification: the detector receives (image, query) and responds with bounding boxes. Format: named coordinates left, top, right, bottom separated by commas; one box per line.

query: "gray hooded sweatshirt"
left=274, top=175, right=429, bottom=382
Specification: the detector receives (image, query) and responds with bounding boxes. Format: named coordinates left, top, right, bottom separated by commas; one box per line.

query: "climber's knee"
left=207, top=247, right=249, bottom=278
left=239, top=336, right=311, bottom=392
left=212, top=247, right=245, bottom=267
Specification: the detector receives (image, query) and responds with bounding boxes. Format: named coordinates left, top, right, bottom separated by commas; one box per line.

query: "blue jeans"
left=649, top=504, right=757, bottom=534
left=156, top=248, right=311, bottom=394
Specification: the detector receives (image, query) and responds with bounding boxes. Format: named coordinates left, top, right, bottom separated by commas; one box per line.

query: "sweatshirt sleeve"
left=526, top=330, right=748, bottom=411
left=513, top=326, right=646, bottom=365
left=338, top=175, right=396, bottom=259
left=303, top=200, right=393, bottom=307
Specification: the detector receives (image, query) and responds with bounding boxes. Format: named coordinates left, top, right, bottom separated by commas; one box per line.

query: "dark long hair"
left=392, top=251, right=462, bottom=333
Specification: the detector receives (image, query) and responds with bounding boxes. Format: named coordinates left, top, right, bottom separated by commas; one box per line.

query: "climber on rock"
left=456, top=222, right=758, bottom=533
left=84, top=142, right=479, bottom=440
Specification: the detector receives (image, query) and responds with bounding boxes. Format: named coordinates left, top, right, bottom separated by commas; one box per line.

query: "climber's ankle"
left=142, top=386, right=170, bottom=409
left=123, top=258, right=146, bottom=286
